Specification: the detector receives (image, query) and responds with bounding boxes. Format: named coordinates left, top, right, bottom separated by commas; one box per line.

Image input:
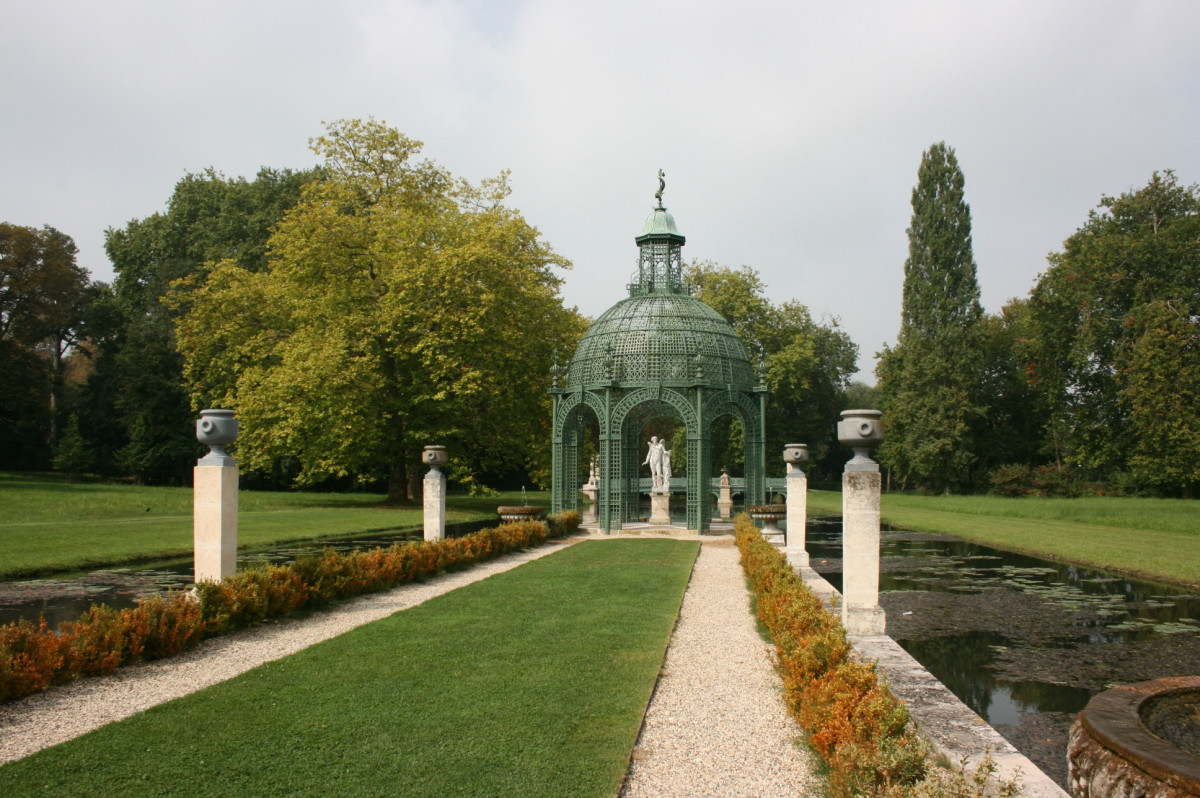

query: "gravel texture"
left=621, top=538, right=819, bottom=797
left=0, top=539, right=578, bottom=765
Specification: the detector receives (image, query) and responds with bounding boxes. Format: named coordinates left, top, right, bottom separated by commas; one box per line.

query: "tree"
left=685, top=261, right=858, bottom=480
left=0, top=223, right=91, bottom=464
left=170, top=119, right=583, bottom=502
left=876, top=142, right=985, bottom=492
left=83, top=166, right=316, bottom=482
left=972, top=298, right=1044, bottom=472
left=52, top=412, right=93, bottom=479
left=1028, top=171, right=1200, bottom=494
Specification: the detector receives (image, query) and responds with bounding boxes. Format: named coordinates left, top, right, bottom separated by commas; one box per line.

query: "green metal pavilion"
left=550, top=185, right=767, bottom=532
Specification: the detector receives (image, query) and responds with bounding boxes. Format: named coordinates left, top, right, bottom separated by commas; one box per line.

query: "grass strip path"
left=806, top=490, right=1200, bottom=586
left=0, top=473, right=543, bottom=577
left=0, top=539, right=699, bottom=797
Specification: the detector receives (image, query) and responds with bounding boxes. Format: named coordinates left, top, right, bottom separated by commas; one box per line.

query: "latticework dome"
left=567, top=292, right=756, bottom=390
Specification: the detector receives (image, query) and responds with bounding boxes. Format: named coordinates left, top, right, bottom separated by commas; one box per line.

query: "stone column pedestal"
left=838, top=411, right=886, bottom=636
left=193, top=408, right=239, bottom=584
left=194, top=464, right=238, bottom=582
left=842, top=469, right=885, bottom=635
left=648, top=490, right=671, bottom=524
left=785, top=465, right=809, bottom=566
left=422, top=445, right=448, bottom=542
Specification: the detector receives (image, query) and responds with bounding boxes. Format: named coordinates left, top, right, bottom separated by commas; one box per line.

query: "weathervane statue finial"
left=654, top=169, right=666, bottom=209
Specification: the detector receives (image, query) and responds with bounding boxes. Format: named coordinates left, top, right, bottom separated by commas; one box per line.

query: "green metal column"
left=551, top=393, right=565, bottom=514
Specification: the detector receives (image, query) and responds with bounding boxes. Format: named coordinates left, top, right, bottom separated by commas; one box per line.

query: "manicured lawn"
left=806, top=489, right=1200, bottom=587
left=0, top=539, right=698, bottom=797
left=0, top=473, right=543, bottom=578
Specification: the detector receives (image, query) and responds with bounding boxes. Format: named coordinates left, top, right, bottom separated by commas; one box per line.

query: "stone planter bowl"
left=1068, top=676, right=1200, bottom=797
left=747, top=504, right=786, bottom=544
left=497, top=506, right=545, bottom=523
left=783, top=444, right=809, bottom=465
left=422, top=445, right=448, bottom=468
left=837, top=409, right=884, bottom=450
left=197, top=409, right=238, bottom=447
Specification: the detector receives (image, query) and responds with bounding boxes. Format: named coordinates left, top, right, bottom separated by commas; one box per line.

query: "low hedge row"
left=734, top=513, right=928, bottom=798
left=0, top=511, right=580, bottom=705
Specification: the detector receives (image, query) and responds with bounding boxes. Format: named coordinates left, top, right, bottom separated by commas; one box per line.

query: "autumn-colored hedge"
left=735, top=513, right=928, bottom=798
left=0, top=511, right=580, bottom=705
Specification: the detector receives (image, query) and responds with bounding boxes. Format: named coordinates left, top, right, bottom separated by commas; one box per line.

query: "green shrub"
left=1031, top=465, right=1082, bottom=497
left=735, top=514, right=928, bottom=797
left=988, top=464, right=1031, bottom=497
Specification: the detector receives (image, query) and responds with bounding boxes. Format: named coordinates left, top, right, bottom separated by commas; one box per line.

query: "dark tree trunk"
left=407, top=459, right=421, bottom=502
left=386, top=460, right=406, bottom=505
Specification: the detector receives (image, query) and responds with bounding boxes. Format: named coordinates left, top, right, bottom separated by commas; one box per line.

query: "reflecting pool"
left=804, top=516, right=1200, bottom=788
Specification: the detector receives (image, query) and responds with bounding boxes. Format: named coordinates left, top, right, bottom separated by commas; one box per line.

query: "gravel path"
left=621, top=539, right=819, bottom=798
left=0, top=538, right=579, bottom=765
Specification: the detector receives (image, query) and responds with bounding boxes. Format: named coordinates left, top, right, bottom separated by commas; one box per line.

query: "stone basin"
left=496, top=506, right=544, bottom=523
left=1068, top=676, right=1200, bottom=797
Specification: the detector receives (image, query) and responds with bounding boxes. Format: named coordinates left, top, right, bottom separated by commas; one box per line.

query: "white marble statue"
left=662, top=448, right=672, bottom=482
left=643, top=436, right=666, bottom=489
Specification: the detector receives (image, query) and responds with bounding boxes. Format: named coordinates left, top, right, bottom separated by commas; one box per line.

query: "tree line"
left=4, top=124, right=1195, bottom=498
left=0, top=119, right=861, bottom=494
left=877, top=143, right=1200, bottom=498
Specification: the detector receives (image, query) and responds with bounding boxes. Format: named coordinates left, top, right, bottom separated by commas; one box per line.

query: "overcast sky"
left=3, top=0, right=1198, bottom=382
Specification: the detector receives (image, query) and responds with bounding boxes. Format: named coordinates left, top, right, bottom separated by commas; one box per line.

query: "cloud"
left=2, top=0, right=1198, bottom=381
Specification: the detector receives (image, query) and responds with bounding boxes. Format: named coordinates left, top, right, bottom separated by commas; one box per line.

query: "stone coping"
left=794, top=563, right=1069, bottom=798
left=1078, top=676, right=1200, bottom=794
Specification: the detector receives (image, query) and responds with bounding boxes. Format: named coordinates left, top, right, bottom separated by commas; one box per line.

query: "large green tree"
left=171, top=119, right=584, bottom=502
left=685, top=261, right=858, bottom=480
left=876, top=142, right=985, bottom=492
left=84, top=166, right=315, bottom=482
left=1027, top=171, right=1200, bottom=495
left=0, top=223, right=91, bottom=466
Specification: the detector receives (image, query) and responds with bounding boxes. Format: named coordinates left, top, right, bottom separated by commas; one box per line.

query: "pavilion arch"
left=550, top=192, right=767, bottom=533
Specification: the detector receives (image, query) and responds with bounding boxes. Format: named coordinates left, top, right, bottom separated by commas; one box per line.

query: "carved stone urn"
left=783, top=443, right=809, bottom=469
left=837, top=409, right=883, bottom=470
left=196, top=409, right=238, bottom=465
left=748, top=504, right=786, bottom=545
left=422, top=445, right=448, bottom=471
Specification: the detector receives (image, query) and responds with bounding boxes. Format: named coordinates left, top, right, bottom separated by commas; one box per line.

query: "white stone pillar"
left=422, top=445, right=448, bottom=541
left=784, top=457, right=809, bottom=566
left=193, top=409, right=239, bottom=583
left=838, top=410, right=886, bottom=636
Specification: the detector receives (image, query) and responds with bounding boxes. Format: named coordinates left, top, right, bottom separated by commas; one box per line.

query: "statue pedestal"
left=785, top=466, right=809, bottom=566
left=648, top=490, right=671, bottom=524
left=842, top=469, right=885, bottom=635
left=194, top=464, right=238, bottom=583
left=424, top=469, right=446, bottom=541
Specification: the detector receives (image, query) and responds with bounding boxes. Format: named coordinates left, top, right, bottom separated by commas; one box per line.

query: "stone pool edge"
left=793, top=560, right=1070, bottom=798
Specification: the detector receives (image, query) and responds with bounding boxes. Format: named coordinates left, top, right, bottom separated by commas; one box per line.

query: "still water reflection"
left=803, top=517, right=1200, bottom=786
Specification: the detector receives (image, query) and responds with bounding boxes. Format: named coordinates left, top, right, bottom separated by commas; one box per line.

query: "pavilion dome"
left=567, top=292, right=756, bottom=390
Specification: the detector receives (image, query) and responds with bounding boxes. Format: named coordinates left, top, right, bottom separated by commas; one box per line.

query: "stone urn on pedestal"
left=193, top=409, right=239, bottom=583
left=783, top=444, right=809, bottom=565
left=423, top=445, right=448, bottom=542
left=838, top=409, right=886, bottom=636
left=748, top=504, right=787, bottom=546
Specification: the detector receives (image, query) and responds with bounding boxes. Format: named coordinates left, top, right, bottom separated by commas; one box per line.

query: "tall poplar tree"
left=876, top=142, right=985, bottom=492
